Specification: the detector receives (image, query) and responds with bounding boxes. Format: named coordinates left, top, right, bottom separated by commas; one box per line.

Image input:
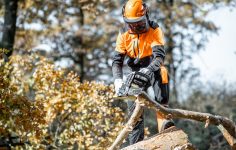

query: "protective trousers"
left=126, top=66, right=169, bottom=145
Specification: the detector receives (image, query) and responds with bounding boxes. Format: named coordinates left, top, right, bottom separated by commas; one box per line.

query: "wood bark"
left=111, top=92, right=236, bottom=149
left=121, top=127, right=195, bottom=150
left=108, top=101, right=144, bottom=150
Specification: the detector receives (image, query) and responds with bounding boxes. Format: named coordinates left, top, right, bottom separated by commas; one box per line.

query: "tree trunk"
left=121, top=127, right=195, bottom=150
left=78, top=53, right=84, bottom=81
left=1, top=0, right=18, bottom=59
left=78, top=7, right=84, bottom=81
left=162, top=0, right=179, bottom=102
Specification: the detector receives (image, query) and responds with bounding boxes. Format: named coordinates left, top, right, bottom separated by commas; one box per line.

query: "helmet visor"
left=124, top=16, right=149, bottom=34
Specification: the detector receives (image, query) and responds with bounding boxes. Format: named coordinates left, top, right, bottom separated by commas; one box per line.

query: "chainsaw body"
left=117, top=72, right=151, bottom=97
left=116, top=72, right=175, bottom=133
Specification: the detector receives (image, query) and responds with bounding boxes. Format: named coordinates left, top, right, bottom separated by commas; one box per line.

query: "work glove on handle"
left=114, top=78, right=123, bottom=95
left=138, top=68, right=156, bottom=99
left=139, top=68, right=154, bottom=79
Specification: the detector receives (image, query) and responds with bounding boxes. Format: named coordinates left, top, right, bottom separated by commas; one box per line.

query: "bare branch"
left=108, top=100, right=144, bottom=150
left=218, top=125, right=236, bottom=149
left=111, top=92, right=236, bottom=149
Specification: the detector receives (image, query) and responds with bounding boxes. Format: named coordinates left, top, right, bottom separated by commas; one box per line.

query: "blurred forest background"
left=0, top=0, right=236, bottom=149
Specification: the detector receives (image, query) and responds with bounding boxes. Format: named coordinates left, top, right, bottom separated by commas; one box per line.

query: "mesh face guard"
left=124, top=16, right=149, bottom=34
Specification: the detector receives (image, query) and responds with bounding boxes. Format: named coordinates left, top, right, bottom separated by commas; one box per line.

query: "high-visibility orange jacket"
left=112, top=21, right=166, bottom=79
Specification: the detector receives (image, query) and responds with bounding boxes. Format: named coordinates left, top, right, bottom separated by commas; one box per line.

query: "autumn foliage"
left=0, top=54, right=124, bottom=149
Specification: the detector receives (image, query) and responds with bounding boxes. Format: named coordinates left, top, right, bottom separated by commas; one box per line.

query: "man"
left=112, top=0, right=174, bottom=145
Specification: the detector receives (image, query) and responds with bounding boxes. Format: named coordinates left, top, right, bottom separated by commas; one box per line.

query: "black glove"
left=127, top=69, right=152, bottom=90
left=139, top=68, right=153, bottom=79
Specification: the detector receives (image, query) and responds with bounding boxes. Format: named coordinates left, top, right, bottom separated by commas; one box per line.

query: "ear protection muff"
left=121, top=2, right=126, bottom=18
left=122, top=2, right=127, bottom=17
left=143, top=3, right=150, bottom=20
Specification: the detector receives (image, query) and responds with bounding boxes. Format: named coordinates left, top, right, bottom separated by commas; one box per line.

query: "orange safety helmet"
left=122, top=0, right=150, bottom=34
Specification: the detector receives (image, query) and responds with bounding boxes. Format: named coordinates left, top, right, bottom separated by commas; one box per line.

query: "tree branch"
left=108, top=100, right=144, bottom=150
left=111, top=92, right=236, bottom=149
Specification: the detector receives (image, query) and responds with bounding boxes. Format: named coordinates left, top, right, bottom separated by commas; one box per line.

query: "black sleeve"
left=112, top=51, right=125, bottom=79
left=147, top=45, right=165, bottom=72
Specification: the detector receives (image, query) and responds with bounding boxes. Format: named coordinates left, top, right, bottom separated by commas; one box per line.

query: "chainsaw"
left=115, top=72, right=175, bottom=133
left=116, top=71, right=151, bottom=97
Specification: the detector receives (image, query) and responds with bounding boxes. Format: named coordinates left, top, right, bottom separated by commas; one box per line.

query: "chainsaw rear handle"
left=117, top=71, right=151, bottom=97
left=128, top=71, right=151, bottom=90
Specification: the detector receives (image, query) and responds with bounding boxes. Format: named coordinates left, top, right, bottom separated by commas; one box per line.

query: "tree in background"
left=1, top=0, right=117, bottom=80
left=147, top=0, right=236, bottom=101
left=0, top=54, right=124, bottom=149
left=0, top=0, right=18, bottom=59
left=14, top=0, right=117, bottom=81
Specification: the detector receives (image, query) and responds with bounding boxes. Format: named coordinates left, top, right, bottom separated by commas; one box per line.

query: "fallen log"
left=110, top=92, right=236, bottom=149
left=121, top=127, right=196, bottom=150
left=136, top=92, right=236, bottom=149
